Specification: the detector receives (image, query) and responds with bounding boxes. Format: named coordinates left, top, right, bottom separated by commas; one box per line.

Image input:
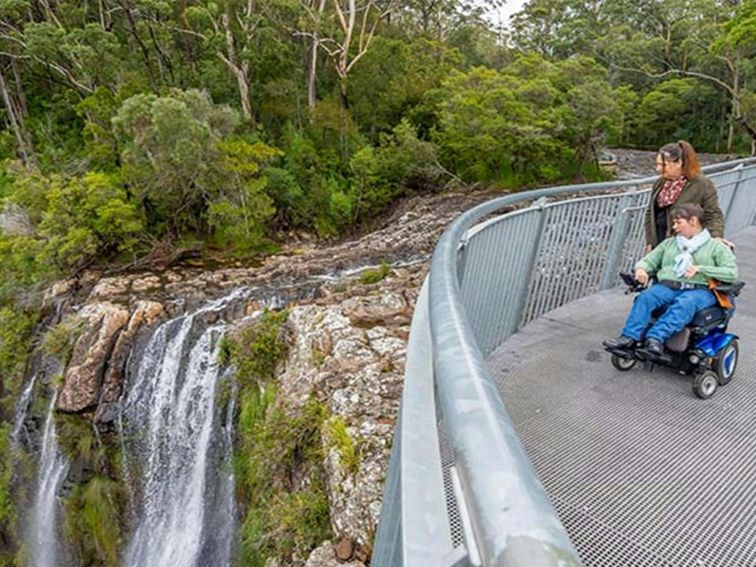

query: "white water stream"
left=121, top=292, right=243, bottom=567
left=27, top=392, right=69, bottom=567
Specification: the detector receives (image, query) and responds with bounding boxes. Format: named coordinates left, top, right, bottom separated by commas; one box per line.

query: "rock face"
left=278, top=266, right=424, bottom=557
left=57, top=302, right=130, bottom=413
left=33, top=190, right=486, bottom=564
left=94, top=301, right=164, bottom=423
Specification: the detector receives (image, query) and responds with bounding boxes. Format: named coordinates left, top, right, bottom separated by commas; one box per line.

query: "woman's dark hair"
left=658, top=140, right=701, bottom=179
left=671, top=203, right=705, bottom=224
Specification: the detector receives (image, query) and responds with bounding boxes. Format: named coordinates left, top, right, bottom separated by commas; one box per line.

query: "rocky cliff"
left=13, top=189, right=489, bottom=567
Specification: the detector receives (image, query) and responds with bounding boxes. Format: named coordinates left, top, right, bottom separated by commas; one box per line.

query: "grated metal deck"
left=487, top=227, right=756, bottom=567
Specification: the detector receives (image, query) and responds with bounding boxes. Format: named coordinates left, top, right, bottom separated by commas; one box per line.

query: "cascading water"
left=27, top=392, right=69, bottom=567
left=10, top=372, right=37, bottom=447
left=121, top=292, right=244, bottom=567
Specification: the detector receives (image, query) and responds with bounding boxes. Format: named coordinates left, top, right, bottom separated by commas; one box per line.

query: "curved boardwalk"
left=488, top=226, right=756, bottom=567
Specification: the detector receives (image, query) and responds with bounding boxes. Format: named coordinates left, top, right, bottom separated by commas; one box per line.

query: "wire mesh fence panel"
left=459, top=209, right=545, bottom=356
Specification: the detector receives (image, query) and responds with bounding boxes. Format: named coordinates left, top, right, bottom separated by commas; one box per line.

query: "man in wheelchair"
left=604, top=203, right=738, bottom=356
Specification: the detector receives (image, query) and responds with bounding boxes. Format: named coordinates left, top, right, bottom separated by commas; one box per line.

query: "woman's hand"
left=635, top=268, right=649, bottom=286
left=716, top=237, right=736, bottom=250
left=684, top=265, right=700, bottom=278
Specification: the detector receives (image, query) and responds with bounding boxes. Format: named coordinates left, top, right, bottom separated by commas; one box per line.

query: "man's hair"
left=671, top=203, right=705, bottom=224
left=658, top=140, right=701, bottom=179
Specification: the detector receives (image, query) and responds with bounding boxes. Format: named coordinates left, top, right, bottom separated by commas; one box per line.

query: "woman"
left=606, top=203, right=737, bottom=355
left=644, top=141, right=726, bottom=253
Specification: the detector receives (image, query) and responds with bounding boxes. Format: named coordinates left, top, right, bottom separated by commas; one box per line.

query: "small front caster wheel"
left=611, top=354, right=636, bottom=371
left=693, top=370, right=719, bottom=399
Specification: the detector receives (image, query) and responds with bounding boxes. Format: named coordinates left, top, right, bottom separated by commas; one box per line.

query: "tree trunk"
left=0, top=66, right=33, bottom=166
left=339, top=79, right=349, bottom=109
left=727, top=69, right=740, bottom=152
left=236, top=63, right=254, bottom=124
left=221, top=13, right=254, bottom=125
left=307, top=37, right=318, bottom=109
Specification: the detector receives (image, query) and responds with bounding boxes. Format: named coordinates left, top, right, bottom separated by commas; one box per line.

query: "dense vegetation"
left=222, top=310, right=333, bottom=566
left=0, top=0, right=751, bottom=299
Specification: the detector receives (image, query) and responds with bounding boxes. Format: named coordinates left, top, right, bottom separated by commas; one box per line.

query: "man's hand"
left=635, top=268, right=649, bottom=286
left=684, top=265, right=700, bottom=278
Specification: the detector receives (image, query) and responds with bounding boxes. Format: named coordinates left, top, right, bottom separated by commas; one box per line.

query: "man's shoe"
left=603, top=336, right=635, bottom=349
left=645, top=338, right=664, bottom=355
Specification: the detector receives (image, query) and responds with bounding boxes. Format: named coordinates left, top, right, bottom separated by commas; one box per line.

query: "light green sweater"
left=635, top=236, right=738, bottom=285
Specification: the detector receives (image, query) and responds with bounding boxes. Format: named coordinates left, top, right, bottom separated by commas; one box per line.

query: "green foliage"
left=0, top=307, right=36, bottom=414
left=235, top=392, right=331, bottom=566
left=42, top=315, right=86, bottom=365
left=0, top=424, right=17, bottom=565
left=227, top=309, right=289, bottom=387
left=325, top=416, right=361, bottom=476
left=632, top=79, right=721, bottom=150
left=64, top=476, right=123, bottom=567
left=430, top=55, right=623, bottom=186
left=227, top=308, right=332, bottom=565
left=208, top=139, right=279, bottom=253
left=0, top=167, right=144, bottom=290
left=358, top=262, right=391, bottom=285
left=349, top=120, right=443, bottom=222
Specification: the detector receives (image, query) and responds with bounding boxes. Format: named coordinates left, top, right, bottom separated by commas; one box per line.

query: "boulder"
left=57, top=302, right=130, bottom=413
left=304, top=541, right=366, bottom=567
left=94, top=301, right=164, bottom=423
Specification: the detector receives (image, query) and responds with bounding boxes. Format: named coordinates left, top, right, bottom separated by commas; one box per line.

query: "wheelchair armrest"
left=714, top=281, right=745, bottom=297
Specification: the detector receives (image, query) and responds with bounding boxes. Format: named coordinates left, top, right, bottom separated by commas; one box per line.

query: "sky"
left=487, top=0, right=528, bottom=29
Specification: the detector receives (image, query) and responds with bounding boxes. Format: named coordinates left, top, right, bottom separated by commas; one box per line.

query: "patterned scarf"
left=656, top=176, right=688, bottom=208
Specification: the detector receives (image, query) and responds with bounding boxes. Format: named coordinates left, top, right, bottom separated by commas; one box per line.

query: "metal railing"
left=374, top=158, right=756, bottom=567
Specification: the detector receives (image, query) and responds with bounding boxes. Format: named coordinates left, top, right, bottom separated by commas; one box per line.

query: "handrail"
left=375, top=157, right=756, bottom=566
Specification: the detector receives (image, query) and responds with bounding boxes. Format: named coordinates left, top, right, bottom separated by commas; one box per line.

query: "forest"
left=0, top=0, right=754, bottom=296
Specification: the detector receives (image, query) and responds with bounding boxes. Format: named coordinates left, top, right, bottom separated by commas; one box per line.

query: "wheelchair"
left=603, top=273, right=745, bottom=399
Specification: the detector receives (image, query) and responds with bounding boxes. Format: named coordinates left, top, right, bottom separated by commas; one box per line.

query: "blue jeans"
left=621, top=284, right=717, bottom=342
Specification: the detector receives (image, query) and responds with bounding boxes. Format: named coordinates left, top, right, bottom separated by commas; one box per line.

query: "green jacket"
left=636, top=235, right=737, bottom=285
left=644, top=174, right=725, bottom=247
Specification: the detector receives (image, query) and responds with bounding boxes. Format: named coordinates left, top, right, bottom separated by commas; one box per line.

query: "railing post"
left=724, top=165, right=745, bottom=228
left=509, top=198, right=548, bottom=332
left=600, top=193, right=635, bottom=291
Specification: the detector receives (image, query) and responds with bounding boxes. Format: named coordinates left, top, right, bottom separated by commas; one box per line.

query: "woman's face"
left=656, top=154, right=683, bottom=180
left=672, top=216, right=701, bottom=238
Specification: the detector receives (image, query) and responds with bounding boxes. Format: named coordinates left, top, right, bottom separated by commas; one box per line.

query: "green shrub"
left=42, top=315, right=86, bottom=365
left=358, top=262, right=391, bottom=285
left=325, top=417, right=361, bottom=476
left=227, top=309, right=289, bottom=387
left=227, top=310, right=332, bottom=566
left=64, top=476, right=123, bottom=567
left=235, top=391, right=332, bottom=567
left=0, top=307, right=36, bottom=415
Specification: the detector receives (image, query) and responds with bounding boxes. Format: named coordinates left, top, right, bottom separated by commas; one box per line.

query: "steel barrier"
left=374, top=158, right=756, bottom=567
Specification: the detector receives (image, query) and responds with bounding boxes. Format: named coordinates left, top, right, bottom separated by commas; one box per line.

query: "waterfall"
left=27, top=392, right=69, bottom=567
left=121, top=292, right=244, bottom=567
left=10, top=372, right=37, bottom=447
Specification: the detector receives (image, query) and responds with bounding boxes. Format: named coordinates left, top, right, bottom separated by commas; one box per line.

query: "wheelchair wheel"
left=714, top=339, right=739, bottom=386
left=611, top=354, right=636, bottom=371
left=693, top=371, right=718, bottom=399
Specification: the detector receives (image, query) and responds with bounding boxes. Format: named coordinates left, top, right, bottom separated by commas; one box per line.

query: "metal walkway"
left=488, top=226, right=756, bottom=567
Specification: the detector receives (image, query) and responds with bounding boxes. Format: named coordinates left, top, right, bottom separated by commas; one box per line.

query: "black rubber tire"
left=611, top=354, right=636, bottom=371
left=714, top=339, right=739, bottom=386
left=693, top=371, right=719, bottom=399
